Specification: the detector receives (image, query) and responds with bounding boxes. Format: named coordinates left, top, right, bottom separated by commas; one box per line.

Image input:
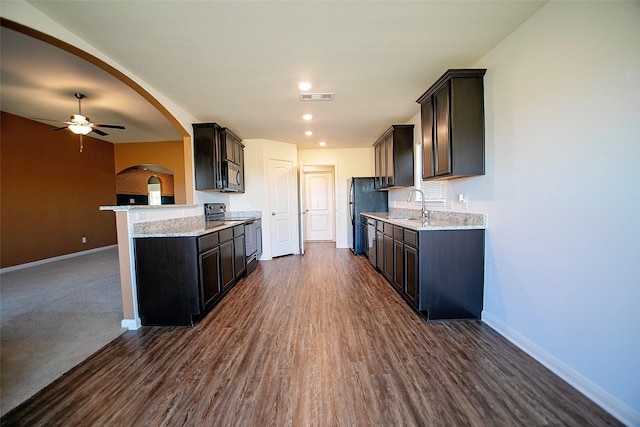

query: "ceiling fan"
left=40, top=93, right=125, bottom=152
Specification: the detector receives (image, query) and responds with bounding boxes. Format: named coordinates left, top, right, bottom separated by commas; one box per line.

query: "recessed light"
left=305, top=131, right=313, bottom=136
left=318, top=141, right=327, bottom=146
left=298, top=81, right=312, bottom=91
left=302, top=114, right=313, bottom=121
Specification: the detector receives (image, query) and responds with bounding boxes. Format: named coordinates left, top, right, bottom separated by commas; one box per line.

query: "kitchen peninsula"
left=362, top=209, right=487, bottom=321
left=100, top=204, right=261, bottom=328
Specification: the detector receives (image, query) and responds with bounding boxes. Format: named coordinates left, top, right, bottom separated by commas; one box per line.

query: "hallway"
left=2, top=243, right=619, bottom=426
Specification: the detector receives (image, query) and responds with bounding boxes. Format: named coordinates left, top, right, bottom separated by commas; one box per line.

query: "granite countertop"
left=131, top=211, right=261, bottom=238
left=362, top=209, right=487, bottom=231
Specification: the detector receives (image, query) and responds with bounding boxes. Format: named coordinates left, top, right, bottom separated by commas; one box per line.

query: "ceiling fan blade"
left=93, top=124, right=125, bottom=130
left=53, top=126, right=68, bottom=131
left=91, top=128, right=109, bottom=136
left=32, top=117, right=66, bottom=123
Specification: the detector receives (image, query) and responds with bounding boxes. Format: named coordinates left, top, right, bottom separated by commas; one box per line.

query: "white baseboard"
left=121, top=318, right=141, bottom=330
left=482, top=312, right=639, bottom=426
left=1, top=245, right=118, bottom=274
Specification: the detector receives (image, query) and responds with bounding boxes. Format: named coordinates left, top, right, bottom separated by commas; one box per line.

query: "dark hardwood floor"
left=2, top=243, right=620, bottom=426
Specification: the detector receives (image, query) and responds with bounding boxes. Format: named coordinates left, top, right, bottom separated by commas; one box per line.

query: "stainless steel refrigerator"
left=348, top=177, right=388, bottom=254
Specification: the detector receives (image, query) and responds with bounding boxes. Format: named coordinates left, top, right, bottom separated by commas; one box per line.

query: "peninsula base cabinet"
left=134, top=225, right=245, bottom=326
left=372, top=220, right=484, bottom=321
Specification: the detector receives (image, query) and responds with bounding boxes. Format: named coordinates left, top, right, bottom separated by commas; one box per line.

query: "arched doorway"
left=0, top=19, right=190, bottom=414
left=115, top=165, right=175, bottom=206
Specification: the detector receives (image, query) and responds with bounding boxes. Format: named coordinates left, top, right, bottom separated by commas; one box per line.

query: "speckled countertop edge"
left=132, top=215, right=246, bottom=237
left=362, top=209, right=487, bottom=231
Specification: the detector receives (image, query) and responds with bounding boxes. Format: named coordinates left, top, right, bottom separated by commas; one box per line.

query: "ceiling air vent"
left=300, top=93, right=334, bottom=101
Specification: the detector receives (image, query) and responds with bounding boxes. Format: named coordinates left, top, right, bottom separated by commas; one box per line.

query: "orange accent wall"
left=0, top=112, right=118, bottom=268
left=113, top=141, right=186, bottom=204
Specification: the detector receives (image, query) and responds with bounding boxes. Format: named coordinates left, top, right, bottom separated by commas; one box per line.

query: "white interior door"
left=268, top=159, right=298, bottom=257
left=304, top=170, right=335, bottom=241
left=298, top=166, right=305, bottom=255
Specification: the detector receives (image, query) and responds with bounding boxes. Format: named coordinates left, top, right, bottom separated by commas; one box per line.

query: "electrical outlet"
left=82, top=236, right=87, bottom=244
left=457, top=194, right=469, bottom=210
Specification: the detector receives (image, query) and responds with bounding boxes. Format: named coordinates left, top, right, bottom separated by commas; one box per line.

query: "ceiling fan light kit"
left=38, top=92, right=127, bottom=152
left=68, top=114, right=92, bottom=135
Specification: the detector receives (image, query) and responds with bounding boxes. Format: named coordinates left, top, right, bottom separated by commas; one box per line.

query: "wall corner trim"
left=121, top=318, right=141, bottom=330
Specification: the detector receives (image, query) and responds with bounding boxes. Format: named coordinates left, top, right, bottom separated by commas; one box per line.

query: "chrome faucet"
left=407, top=189, right=428, bottom=219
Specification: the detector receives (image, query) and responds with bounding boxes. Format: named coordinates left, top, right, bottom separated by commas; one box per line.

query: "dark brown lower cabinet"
left=134, top=224, right=245, bottom=326
left=200, top=246, right=222, bottom=309
left=383, top=233, right=394, bottom=282
left=234, top=231, right=246, bottom=278
left=393, top=239, right=404, bottom=292
left=403, top=243, right=419, bottom=307
left=367, top=217, right=485, bottom=321
left=220, top=240, right=235, bottom=290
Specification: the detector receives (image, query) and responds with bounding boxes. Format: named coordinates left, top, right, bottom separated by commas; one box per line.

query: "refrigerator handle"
left=348, top=179, right=355, bottom=222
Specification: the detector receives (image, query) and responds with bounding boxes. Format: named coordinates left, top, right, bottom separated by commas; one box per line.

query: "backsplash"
left=388, top=207, right=487, bottom=227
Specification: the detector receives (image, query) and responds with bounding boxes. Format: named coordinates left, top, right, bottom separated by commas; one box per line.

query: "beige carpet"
left=0, top=247, right=126, bottom=416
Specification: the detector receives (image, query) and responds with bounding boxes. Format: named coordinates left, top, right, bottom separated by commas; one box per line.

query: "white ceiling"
left=1, top=1, right=546, bottom=149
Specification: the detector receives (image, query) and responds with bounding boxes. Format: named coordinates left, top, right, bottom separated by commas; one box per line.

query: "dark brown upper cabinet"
left=417, top=69, right=486, bottom=180
left=193, top=123, right=245, bottom=193
left=373, top=124, right=414, bottom=190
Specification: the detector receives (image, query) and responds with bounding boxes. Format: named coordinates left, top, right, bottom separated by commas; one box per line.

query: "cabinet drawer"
left=233, top=224, right=245, bottom=237
left=404, top=229, right=418, bottom=247
left=377, top=221, right=384, bottom=232
left=393, top=226, right=404, bottom=240
left=198, top=232, right=219, bottom=252
left=219, top=227, right=234, bottom=243
left=383, top=222, right=394, bottom=235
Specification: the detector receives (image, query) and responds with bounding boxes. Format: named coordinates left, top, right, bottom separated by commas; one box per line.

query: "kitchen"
left=1, top=1, right=639, bottom=425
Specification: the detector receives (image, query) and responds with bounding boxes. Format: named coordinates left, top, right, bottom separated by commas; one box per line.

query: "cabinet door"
left=404, top=244, right=419, bottom=307
left=234, top=235, right=246, bottom=277
left=385, top=133, right=394, bottom=187
left=393, top=240, right=404, bottom=292
left=421, top=97, right=435, bottom=179
left=374, top=142, right=383, bottom=189
left=237, top=143, right=245, bottom=192
left=434, top=83, right=452, bottom=176
left=199, top=246, right=222, bottom=310
left=220, top=240, right=234, bottom=290
left=225, top=136, right=234, bottom=162
left=193, top=124, right=222, bottom=191
left=383, top=233, right=394, bottom=281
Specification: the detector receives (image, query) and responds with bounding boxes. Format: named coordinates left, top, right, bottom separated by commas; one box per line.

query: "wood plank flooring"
left=2, top=243, right=621, bottom=426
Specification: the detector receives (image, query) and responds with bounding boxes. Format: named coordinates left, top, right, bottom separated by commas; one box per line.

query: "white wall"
left=298, top=147, right=375, bottom=248
left=447, top=2, right=640, bottom=424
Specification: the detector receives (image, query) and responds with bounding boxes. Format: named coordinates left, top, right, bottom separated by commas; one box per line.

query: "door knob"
left=271, top=212, right=276, bottom=216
